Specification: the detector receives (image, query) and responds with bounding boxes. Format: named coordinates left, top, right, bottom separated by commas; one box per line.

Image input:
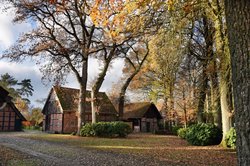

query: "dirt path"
left=0, top=131, right=169, bottom=166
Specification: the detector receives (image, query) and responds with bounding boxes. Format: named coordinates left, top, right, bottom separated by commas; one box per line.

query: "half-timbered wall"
left=44, top=90, right=63, bottom=133
left=0, top=104, right=21, bottom=131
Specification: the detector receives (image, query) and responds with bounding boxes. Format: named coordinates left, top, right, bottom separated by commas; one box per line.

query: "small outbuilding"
left=123, top=102, right=162, bottom=132
left=42, top=86, right=118, bottom=133
left=0, top=86, right=26, bottom=131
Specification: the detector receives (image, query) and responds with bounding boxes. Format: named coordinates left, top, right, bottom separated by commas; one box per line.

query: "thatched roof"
left=123, top=102, right=162, bottom=120
left=53, top=86, right=117, bottom=115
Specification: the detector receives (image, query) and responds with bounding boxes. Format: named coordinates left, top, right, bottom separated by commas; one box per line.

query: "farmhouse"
left=42, top=86, right=118, bottom=133
left=123, top=102, right=162, bottom=132
left=0, top=86, right=26, bottom=131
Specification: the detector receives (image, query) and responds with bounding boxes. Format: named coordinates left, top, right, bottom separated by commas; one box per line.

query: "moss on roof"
left=53, top=86, right=117, bottom=115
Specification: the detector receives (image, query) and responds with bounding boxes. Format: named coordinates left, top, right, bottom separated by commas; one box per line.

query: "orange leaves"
left=89, top=0, right=128, bottom=42
left=183, top=3, right=192, bottom=14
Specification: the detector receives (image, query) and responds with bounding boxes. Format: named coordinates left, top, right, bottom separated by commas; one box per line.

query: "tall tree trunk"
left=220, top=76, right=231, bottom=140
left=197, top=63, right=208, bottom=123
left=91, top=47, right=115, bottom=123
left=208, top=0, right=232, bottom=141
left=77, top=59, right=88, bottom=135
left=169, top=81, right=176, bottom=124
left=210, top=60, right=222, bottom=129
left=225, top=0, right=250, bottom=165
left=182, top=86, right=187, bottom=128
left=118, top=72, right=138, bottom=119
left=118, top=45, right=149, bottom=119
left=91, top=90, right=96, bottom=123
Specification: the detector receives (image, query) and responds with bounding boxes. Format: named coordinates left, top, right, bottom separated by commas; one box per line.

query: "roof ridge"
left=126, top=102, right=152, bottom=105
left=53, top=86, right=106, bottom=93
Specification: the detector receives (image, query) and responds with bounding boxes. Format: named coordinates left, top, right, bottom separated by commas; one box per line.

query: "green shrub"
left=225, top=127, right=236, bottom=149
left=177, top=128, right=189, bottom=139
left=80, top=123, right=95, bottom=137
left=80, top=122, right=132, bottom=138
left=171, top=125, right=181, bottom=135
left=111, top=121, right=132, bottom=137
left=93, top=122, right=114, bottom=137
left=185, top=123, right=222, bottom=146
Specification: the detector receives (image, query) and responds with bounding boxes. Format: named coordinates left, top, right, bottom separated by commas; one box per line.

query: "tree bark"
left=209, top=0, right=232, bottom=141
left=197, top=63, right=208, bottom=123
left=77, top=58, right=88, bottom=135
left=210, top=60, right=222, bottom=129
left=118, top=44, right=149, bottom=119
left=225, top=0, right=250, bottom=165
left=182, top=86, right=187, bottom=128
left=91, top=90, right=96, bottom=123
left=91, top=47, right=115, bottom=123
left=220, top=77, right=231, bottom=140
left=118, top=71, right=138, bottom=119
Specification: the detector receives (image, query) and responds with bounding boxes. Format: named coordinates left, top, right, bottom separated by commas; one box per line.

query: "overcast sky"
left=0, top=2, right=124, bottom=108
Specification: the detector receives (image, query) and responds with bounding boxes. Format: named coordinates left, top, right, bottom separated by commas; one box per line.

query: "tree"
left=118, top=40, right=149, bottom=118
left=203, top=0, right=233, bottom=141
left=0, top=73, right=34, bottom=103
left=30, top=108, right=43, bottom=126
left=146, top=29, right=183, bottom=126
left=224, top=0, right=250, bottom=165
left=90, top=44, right=120, bottom=123
left=0, top=73, right=19, bottom=98
left=17, top=79, right=34, bottom=98
left=2, top=1, right=107, bottom=134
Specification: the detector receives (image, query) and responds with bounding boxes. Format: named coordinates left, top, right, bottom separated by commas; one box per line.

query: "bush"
left=93, top=122, right=114, bottom=137
left=111, top=121, right=132, bottom=137
left=185, top=123, right=222, bottom=146
left=80, top=123, right=95, bottom=137
left=177, top=128, right=189, bottom=139
left=225, top=127, right=236, bottom=149
left=171, top=125, right=181, bottom=135
left=80, top=122, right=132, bottom=138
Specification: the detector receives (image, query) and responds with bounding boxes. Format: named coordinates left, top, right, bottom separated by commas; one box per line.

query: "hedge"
left=185, top=123, right=222, bottom=146
left=80, top=121, right=132, bottom=138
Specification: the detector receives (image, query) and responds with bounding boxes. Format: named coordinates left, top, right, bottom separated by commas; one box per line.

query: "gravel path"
left=0, top=132, right=169, bottom=166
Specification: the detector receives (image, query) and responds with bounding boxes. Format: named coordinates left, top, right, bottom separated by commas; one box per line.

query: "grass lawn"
left=20, top=133, right=237, bottom=166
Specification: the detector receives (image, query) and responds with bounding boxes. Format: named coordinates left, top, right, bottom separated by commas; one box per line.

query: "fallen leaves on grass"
left=0, top=145, right=26, bottom=165
left=21, top=133, right=237, bottom=166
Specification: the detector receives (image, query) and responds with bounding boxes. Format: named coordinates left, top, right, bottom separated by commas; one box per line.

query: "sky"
left=0, top=2, right=124, bottom=108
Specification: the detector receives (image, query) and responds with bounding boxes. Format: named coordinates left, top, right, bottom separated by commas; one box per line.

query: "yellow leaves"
left=167, top=0, right=175, bottom=11
left=110, top=31, right=119, bottom=39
